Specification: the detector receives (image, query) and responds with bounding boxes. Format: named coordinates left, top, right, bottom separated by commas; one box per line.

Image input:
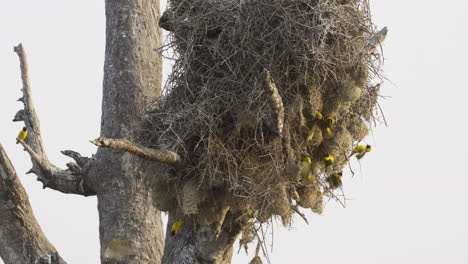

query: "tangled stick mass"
left=143, top=0, right=384, bottom=234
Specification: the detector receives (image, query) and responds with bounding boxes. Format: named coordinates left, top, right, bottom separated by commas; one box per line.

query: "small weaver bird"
left=17, top=127, right=28, bottom=144
left=351, top=144, right=372, bottom=159
left=306, top=112, right=324, bottom=142
left=325, top=117, right=336, bottom=126
left=300, top=156, right=314, bottom=182
left=326, top=172, right=343, bottom=189
left=323, top=154, right=335, bottom=174
left=315, top=111, right=323, bottom=120
left=323, top=116, right=336, bottom=138
left=171, top=220, right=185, bottom=236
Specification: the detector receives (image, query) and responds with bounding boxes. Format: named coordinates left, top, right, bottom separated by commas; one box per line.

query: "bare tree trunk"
left=94, top=0, right=165, bottom=263
left=162, top=213, right=243, bottom=264
left=0, top=144, right=66, bottom=264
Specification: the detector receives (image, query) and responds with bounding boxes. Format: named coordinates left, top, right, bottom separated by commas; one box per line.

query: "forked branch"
left=12, top=44, right=95, bottom=196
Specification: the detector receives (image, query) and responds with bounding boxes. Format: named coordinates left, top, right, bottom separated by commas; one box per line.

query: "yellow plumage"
left=326, top=172, right=343, bottom=189
left=315, top=111, right=323, bottom=120
left=323, top=127, right=333, bottom=138
left=305, top=112, right=324, bottom=142
left=17, top=127, right=28, bottom=144
left=247, top=209, right=254, bottom=218
left=300, top=156, right=314, bottom=182
left=323, top=154, right=334, bottom=174
left=351, top=144, right=372, bottom=159
left=322, top=116, right=335, bottom=138
left=325, top=117, right=335, bottom=126
left=171, top=220, right=185, bottom=236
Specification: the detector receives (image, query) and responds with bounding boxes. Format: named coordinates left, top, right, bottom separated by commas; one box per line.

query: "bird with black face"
left=322, top=116, right=335, bottom=138
left=326, top=172, right=343, bottom=189
left=323, top=153, right=334, bottom=174
left=17, top=127, right=28, bottom=144
left=351, top=144, right=372, bottom=159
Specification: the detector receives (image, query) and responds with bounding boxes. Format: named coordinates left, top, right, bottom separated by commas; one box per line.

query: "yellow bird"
left=300, top=156, right=314, bottom=182
left=171, top=220, right=185, bottom=236
left=323, top=127, right=333, bottom=138
left=326, top=172, right=343, bottom=189
left=323, top=154, right=335, bottom=174
left=17, top=127, right=28, bottom=144
left=325, top=117, right=335, bottom=126
left=322, top=117, right=335, bottom=138
left=247, top=209, right=254, bottom=218
left=306, top=127, right=316, bottom=142
left=306, top=112, right=324, bottom=142
left=351, top=144, right=372, bottom=159
left=315, top=111, right=323, bottom=120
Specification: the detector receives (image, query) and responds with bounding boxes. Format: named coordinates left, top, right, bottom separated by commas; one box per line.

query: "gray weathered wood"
left=13, top=44, right=96, bottom=196
left=93, top=0, right=165, bottom=263
left=0, top=144, right=67, bottom=264
left=162, top=213, right=243, bottom=264
left=90, top=137, right=180, bottom=164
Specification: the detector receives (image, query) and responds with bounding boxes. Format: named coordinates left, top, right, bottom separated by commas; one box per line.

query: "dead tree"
left=0, top=0, right=385, bottom=263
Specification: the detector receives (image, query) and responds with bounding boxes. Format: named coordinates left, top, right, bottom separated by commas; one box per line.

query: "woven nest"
left=144, top=0, right=382, bottom=226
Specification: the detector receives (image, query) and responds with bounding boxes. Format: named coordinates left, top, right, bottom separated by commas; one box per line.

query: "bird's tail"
left=323, top=127, right=333, bottom=138
left=306, top=125, right=317, bottom=142
left=356, top=152, right=366, bottom=160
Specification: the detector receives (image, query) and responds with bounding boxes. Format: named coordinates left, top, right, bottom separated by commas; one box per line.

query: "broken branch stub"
left=90, top=137, right=180, bottom=164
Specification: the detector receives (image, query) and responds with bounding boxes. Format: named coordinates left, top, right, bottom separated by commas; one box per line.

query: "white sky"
left=1, top=0, right=468, bottom=263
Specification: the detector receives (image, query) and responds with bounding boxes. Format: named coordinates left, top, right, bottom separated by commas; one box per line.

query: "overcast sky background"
left=1, top=0, right=467, bottom=263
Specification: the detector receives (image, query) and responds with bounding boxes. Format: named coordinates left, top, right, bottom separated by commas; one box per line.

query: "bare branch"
left=16, top=139, right=94, bottom=196
left=0, top=143, right=67, bottom=264
left=291, top=205, right=309, bottom=225
left=13, top=44, right=46, bottom=155
left=61, top=150, right=90, bottom=167
left=90, top=137, right=180, bottom=164
left=12, top=44, right=95, bottom=196
left=366, top=27, right=388, bottom=54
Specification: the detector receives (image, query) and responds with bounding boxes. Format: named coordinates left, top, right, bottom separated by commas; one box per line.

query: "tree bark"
left=94, top=0, right=165, bottom=263
left=13, top=44, right=96, bottom=197
left=162, top=213, right=243, bottom=264
left=0, top=144, right=67, bottom=264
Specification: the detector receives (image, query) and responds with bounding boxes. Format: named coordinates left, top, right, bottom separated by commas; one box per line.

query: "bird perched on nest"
left=300, top=156, right=314, bottom=183
left=17, top=127, right=28, bottom=144
left=326, top=172, right=343, bottom=189
left=171, top=220, right=185, bottom=236
left=305, top=112, right=322, bottom=142
left=323, top=154, right=335, bottom=174
left=323, top=116, right=336, bottom=138
left=351, top=144, right=372, bottom=159
left=307, top=112, right=335, bottom=140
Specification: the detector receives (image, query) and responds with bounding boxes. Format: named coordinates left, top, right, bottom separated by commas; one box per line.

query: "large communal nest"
left=144, top=0, right=383, bottom=228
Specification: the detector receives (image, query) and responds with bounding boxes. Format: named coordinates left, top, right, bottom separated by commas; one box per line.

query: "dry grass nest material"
left=144, top=0, right=383, bottom=227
